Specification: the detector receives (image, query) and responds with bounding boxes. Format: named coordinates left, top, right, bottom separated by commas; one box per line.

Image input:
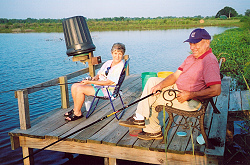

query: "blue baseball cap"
left=184, top=28, right=211, bottom=43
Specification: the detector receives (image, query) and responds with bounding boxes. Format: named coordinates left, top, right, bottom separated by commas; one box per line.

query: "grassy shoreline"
left=0, top=18, right=242, bottom=33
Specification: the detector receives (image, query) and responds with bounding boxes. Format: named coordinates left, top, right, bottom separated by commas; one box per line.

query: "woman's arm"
left=81, top=79, right=114, bottom=86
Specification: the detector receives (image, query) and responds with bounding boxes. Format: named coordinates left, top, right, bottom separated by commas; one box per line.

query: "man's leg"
left=119, top=77, right=164, bottom=129
left=119, top=77, right=202, bottom=140
left=136, top=77, right=164, bottom=119
left=137, top=84, right=201, bottom=140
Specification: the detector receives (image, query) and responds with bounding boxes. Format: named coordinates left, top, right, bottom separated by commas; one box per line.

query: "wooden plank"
left=104, top=157, right=117, bottom=165
left=55, top=88, right=134, bottom=141
left=65, top=67, right=90, bottom=80
left=185, top=103, right=214, bottom=155
left=12, top=107, right=72, bottom=138
left=117, top=131, right=138, bottom=148
left=185, top=125, right=205, bottom=156
left=45, top=100, right=112, bottom=139
left=133, top=138, right=155, bottom=151
left=10, top=136, right=20, bottom=150
left=22, top=147, right=34, bottom=165
left=59, top=76, right=70, bottom=109
left=30, top=106, right=69, bottom=126
left=100, top=82, right=143, bottom=145
left=241, top=90, right=250, bottom=110
left=72, top=113, right=115, bottom=143
left=159, top=116, right=184, bottom=153
left=130, top=110, right=169, bottom=152
left=152, top=115, right=183, bottom=152
left=205, top=76, right=230, bottom=157
left=89, top=52, right=96, bottom=77
left=101, top=107, right=136, bottom=146
left=229, top=91, right=242, bottom=111
left=17, top=89, right=31, bottom=130
left=72, top=54, right=89, bottom=62
left=18, top=136, right=219, bottom=165
left=115, top=76, right=143, bottom=148
left=26, top=78, right=59, bottom=94
left=9, top=106, right=79, bottom=138
left=87, top=82, right=142, bottom=144
left=123, top=55, right=130, bottom=76
left=168, top=117, right=198, bottom=154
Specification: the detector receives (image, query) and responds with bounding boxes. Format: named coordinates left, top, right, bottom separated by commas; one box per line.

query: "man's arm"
left=177, top=84, right=221, bottom=103
left=151, top=70, right=182, bottom=94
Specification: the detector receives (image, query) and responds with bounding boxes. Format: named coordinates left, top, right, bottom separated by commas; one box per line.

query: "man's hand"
left=176, top=84, right=221, bottom=103
left=177, top=90, right=192, bottom=103
left=150, top=84, right=162, bottom=95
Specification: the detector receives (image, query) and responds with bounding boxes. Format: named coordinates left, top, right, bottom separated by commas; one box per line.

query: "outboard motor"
left=62, top=16, right=96, bottom=56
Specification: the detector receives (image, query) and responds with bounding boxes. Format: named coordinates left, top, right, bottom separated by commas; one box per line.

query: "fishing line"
left=0, top=82, right=80, bottom=94
left=16, top=90, right=161, bottom=163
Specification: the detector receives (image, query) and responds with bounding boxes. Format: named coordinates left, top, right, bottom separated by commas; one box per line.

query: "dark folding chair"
left=86, top=58, right=130, bottom=120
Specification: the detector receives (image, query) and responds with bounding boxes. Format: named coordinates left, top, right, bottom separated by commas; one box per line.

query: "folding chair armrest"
left=94, top=85, right=116, bottom=89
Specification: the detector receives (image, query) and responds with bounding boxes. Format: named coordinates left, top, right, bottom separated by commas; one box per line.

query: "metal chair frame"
left=155, top=89, right=219, bottom=149
left=86, top=58, right=130, bottom=120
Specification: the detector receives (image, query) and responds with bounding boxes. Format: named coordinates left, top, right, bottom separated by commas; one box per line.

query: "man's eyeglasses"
left=105, top=67, right=111, bottom=76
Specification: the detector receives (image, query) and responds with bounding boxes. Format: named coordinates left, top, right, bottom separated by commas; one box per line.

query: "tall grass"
left=210, top=24, right=250, bottom=90
left=0, top=17, right=242, bottom=33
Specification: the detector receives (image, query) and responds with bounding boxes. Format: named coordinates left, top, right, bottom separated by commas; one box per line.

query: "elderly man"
left=119, top=28, right=221, bottom=140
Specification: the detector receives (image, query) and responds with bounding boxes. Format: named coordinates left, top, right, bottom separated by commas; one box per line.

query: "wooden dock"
left=8, top=68, right=250, bottom=164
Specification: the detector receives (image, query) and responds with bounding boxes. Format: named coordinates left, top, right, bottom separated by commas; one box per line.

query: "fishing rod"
left=17, top=90, right=161, bottom=163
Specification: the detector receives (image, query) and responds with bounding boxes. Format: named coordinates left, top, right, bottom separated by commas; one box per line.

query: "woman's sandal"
left=65, top=113, right=83, bottom=121
left=64, top=109, right=74, bottom=117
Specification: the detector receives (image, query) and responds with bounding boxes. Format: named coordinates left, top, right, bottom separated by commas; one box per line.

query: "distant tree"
left=215, top=6, right=238, bottom=18
left=245, top=9, right=250, bottom=16
left=120, top=16, right=125, bottom=21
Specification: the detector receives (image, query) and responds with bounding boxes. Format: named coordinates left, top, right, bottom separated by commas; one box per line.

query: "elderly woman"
left=65, top=43, right=126, bottom=121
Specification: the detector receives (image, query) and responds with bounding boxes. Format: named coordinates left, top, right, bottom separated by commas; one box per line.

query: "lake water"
left=0, top=27, right=233, bottom=164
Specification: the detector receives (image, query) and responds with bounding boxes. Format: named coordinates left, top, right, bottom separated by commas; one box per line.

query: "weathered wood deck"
left=8, top=74, right=249, bottom=165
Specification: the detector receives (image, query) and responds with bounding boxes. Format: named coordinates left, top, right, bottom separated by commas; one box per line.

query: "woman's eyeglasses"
left=105, top=67, right=111, bottom=76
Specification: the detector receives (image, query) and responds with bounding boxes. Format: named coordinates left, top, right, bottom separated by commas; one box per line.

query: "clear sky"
left=0, top=0, right=249, bottom=19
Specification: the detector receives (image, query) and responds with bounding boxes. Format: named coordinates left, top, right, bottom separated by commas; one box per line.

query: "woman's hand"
left=91, top=75, right=99, bottom=81
left=92, top=76, right=98, bottom=81
left=80, top=79, right=90, bottom=85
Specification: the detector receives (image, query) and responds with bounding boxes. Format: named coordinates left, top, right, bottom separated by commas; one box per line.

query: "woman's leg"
left=71, top=83, right=82, bottom=105
left=65, top=84, right=95, bottom=119
left=64, top=83, right=82, bottom=116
